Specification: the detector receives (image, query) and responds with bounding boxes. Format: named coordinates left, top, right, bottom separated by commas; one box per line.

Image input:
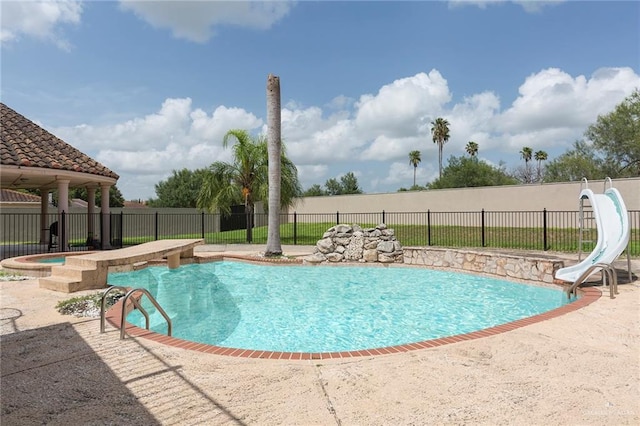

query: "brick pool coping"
left=104, top=254, right=602, bottom=360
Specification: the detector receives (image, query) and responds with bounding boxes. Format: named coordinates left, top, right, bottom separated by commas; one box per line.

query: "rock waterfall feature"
left=303, top=224, right=403, bottom=264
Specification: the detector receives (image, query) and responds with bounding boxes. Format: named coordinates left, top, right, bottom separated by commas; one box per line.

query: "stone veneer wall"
left=403, top=247, right=565, bottom=283
left=304, top=224, right=403, bottom=264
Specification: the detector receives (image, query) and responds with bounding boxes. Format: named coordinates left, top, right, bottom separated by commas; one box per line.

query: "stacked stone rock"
left=304, top=224, right=403, bottom=264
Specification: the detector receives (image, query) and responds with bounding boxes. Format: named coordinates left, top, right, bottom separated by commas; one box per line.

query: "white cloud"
left=354, top=70, right=451, bottom=139
left=448, top=0, right=564, bottom=13
left=118, top=0, right=294, bottom=43
left=0, top=0, right=82, bottom=50
left=497, top=67, right=640, bottom=148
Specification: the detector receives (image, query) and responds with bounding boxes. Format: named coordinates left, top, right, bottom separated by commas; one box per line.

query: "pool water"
left=108, top=261, right=571, bottom=353
left=36, top=257, right=65, bottom=264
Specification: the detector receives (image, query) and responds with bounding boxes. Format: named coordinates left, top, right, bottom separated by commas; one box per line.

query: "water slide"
left=555, top=186, right=630, bottom=284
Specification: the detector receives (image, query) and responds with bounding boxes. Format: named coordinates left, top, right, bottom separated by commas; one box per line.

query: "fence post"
left=119, top=211, right=123, bottom=248
left=336, top=211, right=340, bottom=225
left=427, top=209, right=431, bottom=246
left=201, top=212, right=205, bottom=240
left=481, top=209, right=486, bottom=247
left=293, top=212, right=297, bottom=245
left=60, top=211, right=66, bottom=253
left=543, top=208, right=548, bottom=251
left=382, top=210, right=385, bottom=224
left=99, top=212, right=103, bottom=250
left=155, top=211, right=159, bottom=241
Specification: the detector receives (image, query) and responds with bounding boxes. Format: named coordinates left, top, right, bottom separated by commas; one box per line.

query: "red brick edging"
left=104, top=257, right=601, bottom=360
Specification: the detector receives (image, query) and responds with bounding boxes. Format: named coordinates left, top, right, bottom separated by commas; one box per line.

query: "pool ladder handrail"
left=565, top=262, right=618, bottom=299
left=100, top=286, right=173, bottom=339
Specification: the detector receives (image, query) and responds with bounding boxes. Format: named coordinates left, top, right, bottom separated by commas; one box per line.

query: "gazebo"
left=0, top=103, right=119, bottom=251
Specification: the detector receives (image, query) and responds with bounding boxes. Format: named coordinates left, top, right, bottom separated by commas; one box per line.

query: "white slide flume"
left=555, top=187, right=630, bottom=284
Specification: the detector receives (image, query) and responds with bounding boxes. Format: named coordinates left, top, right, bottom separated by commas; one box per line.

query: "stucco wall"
left=288, top=178, right=639, bottom=213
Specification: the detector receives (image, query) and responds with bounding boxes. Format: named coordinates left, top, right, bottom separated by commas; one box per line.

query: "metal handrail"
left=580, top=177, right=589, bottom=191
left=604, top=176, right=613, bottom=191
left=119, top=288, right=173, bottom=340
left=565, top=262, right=618, bottom=299
left=100, top=285, right=173, bottom=339
left=100, top=285, right=128, bottom=333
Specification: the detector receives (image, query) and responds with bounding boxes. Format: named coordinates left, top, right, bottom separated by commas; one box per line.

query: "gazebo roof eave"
left=0, top=165, right=118, bottom=191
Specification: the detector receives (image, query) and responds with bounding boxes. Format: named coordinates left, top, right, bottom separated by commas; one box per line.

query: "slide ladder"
left=556, top=178, right=631, bottom=299
left=577, top=178, right=596, bottom=261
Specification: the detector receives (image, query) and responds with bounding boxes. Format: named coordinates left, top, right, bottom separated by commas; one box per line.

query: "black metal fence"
left=1, top=209, right=638, bottom=260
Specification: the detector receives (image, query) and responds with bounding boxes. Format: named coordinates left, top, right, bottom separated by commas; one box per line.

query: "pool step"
left=51, top=264, right=96, bottom=281
left=40, top=264, right=100, bottom=293
left=39, top=275, right=87, bottom=293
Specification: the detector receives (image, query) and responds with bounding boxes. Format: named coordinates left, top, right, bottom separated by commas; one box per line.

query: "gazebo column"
left=87, top=186, right=96, bottom=247
left=39, top=188, right=50, bottom=244
left=57, top=180, right=70, bottom=251
left=100, top=184, right=111, bottom=249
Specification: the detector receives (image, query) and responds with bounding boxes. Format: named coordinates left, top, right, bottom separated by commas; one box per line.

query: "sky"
left=1, top=0, right=639, bottom=201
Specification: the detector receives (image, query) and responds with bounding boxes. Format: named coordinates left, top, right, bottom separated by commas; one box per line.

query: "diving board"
left=39, top=239, right=204, bottom=293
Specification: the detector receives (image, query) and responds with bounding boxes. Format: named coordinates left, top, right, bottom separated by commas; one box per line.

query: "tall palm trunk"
left=265, top=74, right=282, bottom=256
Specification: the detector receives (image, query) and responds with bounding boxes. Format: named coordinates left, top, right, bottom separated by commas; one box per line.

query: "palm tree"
left=408, top=150, right=421, bottom=187
left=465, top=141, right=479, bottom=158
left=534, top=150, right=548, bottom=182
left=430, top=117, right=450, bottom=178
left=265, top=74, right=282, bottom=256
left=520, top=146, right=534, bottom=183
left=520, top=146, right=533, bottom=164
left=197, top=129, right=302, bottom=243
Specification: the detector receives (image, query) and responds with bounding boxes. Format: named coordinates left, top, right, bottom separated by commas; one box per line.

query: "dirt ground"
left=1, top=249, right=638, bottom=426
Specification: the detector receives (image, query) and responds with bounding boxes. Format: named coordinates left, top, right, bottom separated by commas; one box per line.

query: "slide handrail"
left=580, top=177, right=589, bottom=191
left=604, top=176, right=613, bottom=191
left=565, top=262, right=618, bottom=299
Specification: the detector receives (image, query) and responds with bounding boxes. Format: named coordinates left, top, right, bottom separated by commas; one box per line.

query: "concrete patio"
left=1, top=247, right=638, bottom=425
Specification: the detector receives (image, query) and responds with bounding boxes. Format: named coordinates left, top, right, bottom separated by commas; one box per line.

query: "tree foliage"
left=197, top=129, right=302, bottom=215
left=428, top=156, right=518, bottom=189
left=303, top=172, right=364, bottom=196
left=339, top=172, right=363, bottom=194
left=303, top=184, right=326, bottom=197
left=543, top=140, right=604, bottom=182
left=147, top=168, right=207, bottom=208
left=585, top=89, right=640, bottom=177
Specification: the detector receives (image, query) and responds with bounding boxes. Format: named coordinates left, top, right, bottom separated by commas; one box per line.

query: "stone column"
left=57, top=180, right=70, bottom=251
left=100, top=184, right=111, bottom=249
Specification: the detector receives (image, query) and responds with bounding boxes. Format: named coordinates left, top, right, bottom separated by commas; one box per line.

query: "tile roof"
left=0, top=103, right=119, bottom=180
left=0, top=188, right=41, bottom=203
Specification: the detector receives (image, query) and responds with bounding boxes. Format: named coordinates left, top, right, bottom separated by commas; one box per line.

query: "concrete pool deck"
left=1, top=246, right=638, bottom=425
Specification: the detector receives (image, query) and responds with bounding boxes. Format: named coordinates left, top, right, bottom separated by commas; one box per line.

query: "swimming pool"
left=108, top=261, right=574, bottom=353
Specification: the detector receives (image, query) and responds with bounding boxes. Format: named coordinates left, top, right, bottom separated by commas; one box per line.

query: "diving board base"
left=39, top=239, right=204, bottom=293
